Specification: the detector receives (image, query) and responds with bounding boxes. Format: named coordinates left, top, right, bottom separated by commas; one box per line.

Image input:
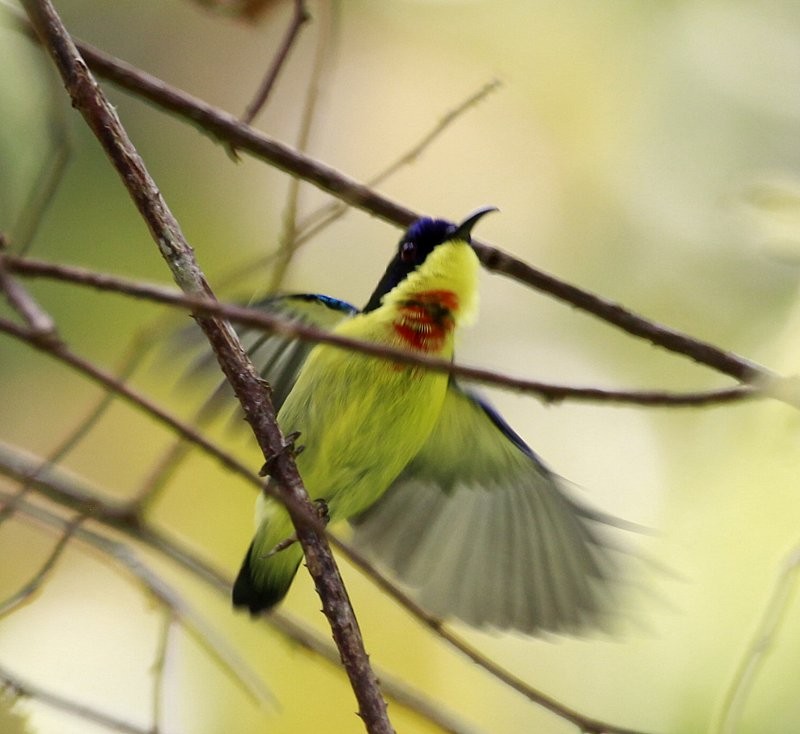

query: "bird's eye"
left=400, top=240, right=417, bottom=263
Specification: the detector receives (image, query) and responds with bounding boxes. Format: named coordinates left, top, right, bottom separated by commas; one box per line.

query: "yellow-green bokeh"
left=2, top=1, right=800, bottom=733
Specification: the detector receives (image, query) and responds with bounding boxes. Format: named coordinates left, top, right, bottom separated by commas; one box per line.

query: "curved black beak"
left=452, top=206, right=499, bottom=242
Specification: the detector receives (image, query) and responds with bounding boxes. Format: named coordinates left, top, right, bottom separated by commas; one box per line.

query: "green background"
left=2, top=1, right=800, bottom=732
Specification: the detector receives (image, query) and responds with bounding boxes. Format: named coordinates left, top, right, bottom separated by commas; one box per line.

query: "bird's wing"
left=175, top=294, right=358, bottom=415
left=350, top=381, right=617, bottom=635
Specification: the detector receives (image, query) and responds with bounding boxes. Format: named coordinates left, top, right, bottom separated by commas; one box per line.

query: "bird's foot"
left=259, top=431, right=304, bottom=477
left=262, top=501, right=329, bottom=559
left=314, top=498, right=330, bottom=525
left=264, top=532, right=297, bottom=558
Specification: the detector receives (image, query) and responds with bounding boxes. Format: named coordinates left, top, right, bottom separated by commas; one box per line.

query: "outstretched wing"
left=174, top=294, right=358, bottom=416
left=350, top=381, right=617, bottom=634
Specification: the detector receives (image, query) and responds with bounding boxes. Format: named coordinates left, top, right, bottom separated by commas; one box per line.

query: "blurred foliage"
left=188, top=0, right=284, bottom=22
left=0, top=691, right=33, bottom=734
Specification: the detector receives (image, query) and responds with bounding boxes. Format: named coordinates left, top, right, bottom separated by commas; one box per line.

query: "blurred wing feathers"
left=351, top=382, right=616, bottom=634
left=175, top=293, right=357, bottom=417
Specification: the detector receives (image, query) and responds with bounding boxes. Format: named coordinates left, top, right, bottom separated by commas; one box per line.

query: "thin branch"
left=131, top=397, right=223, bottom=511
left=0, top=513, right=84, bottom=619
left=20, top=3, right=392, bottom=731
left=0, top=317, right=264, bottom=495
left=0, top=661, right=150, bottom=734
left=239, top=0, right=309, bottom=126
left=8, top=45, right=72, bottom=256
left=35, top=335, right=154, bottom=495
left=0, top=447, right=652, bottom=734
left=0, top=319, right=330, bottom=546
left=2, top=490, right=273, bottom=708
left=264, top=0, right=333, bottom=293
left=150, top=610, right=172, bottom=734
left=5, top=6, right=776, bottom=383
left=0, top=486, right=31, bottom=525
left=1, top=254, right=759, bottom=407
left=0, top=321, right=350, bottom=544
left=0, top=263, right=58, bottom=341
left=0, top=483, right=484, bottom=734
left=217, top=77, right=502, bottom=288
left=714, top=541, right=800, bottom=734
left=472, top=247, right=769, bottom=385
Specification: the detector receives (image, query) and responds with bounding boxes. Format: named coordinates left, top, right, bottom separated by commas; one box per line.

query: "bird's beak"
left=453, top=206, right=499, bottom=242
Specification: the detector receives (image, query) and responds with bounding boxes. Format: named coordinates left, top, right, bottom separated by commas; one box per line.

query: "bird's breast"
left=393, top=289, right=458, bottom=353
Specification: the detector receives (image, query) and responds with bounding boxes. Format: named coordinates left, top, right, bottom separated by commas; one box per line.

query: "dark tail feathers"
left=232, top=541, right=300, bottom=615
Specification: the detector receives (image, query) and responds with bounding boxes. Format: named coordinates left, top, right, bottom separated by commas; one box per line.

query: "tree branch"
left=20, top=2, right=392, bottom=731
left=0, top=660, right=151, bottom=734
left=0, top=447, right=653, bottom=734
left=1, top=253, right=758, bottom=407
left=0, top=317, right=265, bottom=495
left=6, top=6, right=774, bottom=384
left=0, top=492, right=273, bottom=709
left=239, top=0, right=309, bottom=126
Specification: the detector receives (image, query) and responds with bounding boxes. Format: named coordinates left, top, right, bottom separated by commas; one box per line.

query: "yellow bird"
left=231, top=208, right=614, bottom=634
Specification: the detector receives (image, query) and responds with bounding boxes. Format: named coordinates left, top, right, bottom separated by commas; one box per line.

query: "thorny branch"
left=0, top=445, right=652, bottom=734
left=0, top=304, right=651, bottom=733
left=3, top=3, right=790, bottom=734
left=20, top=2, right=393, bottom=733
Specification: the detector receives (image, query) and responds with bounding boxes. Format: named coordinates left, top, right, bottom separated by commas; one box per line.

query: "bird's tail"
left=232, top=526, right=304, bottom=614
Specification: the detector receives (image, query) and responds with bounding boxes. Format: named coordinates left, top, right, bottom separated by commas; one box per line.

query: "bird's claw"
left=314, top=498, right=330, bottom=526
left=259, top=431, right=303, bottom=477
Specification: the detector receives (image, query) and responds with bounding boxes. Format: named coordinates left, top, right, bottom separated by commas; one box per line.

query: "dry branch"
left=1, top=253, right=757, bottom=408
left=19, top=2, right=393, bottom=731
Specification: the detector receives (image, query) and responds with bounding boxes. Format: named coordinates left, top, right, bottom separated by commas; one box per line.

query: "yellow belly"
left=276, top=335, right=449, bottom=520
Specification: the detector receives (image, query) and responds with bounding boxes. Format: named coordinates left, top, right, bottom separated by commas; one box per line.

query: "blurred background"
left=2, top=1, right=800, bottom=732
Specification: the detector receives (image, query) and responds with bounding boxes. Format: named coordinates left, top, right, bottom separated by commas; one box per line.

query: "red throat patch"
left=393, top=289, right=459, bottom=353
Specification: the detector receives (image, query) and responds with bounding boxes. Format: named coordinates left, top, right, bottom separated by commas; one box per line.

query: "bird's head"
left=362, top=207, right=497, bottom=328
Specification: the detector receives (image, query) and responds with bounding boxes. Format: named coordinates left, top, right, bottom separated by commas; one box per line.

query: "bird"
left=229, top=207, right=616, bottom=634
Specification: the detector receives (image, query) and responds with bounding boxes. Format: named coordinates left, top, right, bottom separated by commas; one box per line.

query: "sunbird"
left=231, top=208, right=613, bottom=634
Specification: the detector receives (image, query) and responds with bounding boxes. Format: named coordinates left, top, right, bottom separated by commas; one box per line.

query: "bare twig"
left=20, top=3, right=393, bottom=731
left=0, top=661, right=150, bottom=734
left=264, top=0, right=333, bottom=293
left=714, top=541, right=800, bottom=734
left=0, top=489, right=272, bottom=708
left=1, top=254, right=759, bottom=407
left=131, top=393, right=227, bottom=511
left=218, top=77, right=502, bottom=288
left=0, top=466, right=490, bottom=733
left=0, top=513, right=84, bottom=619
left=150, top=610, right=173, bottom=734
left=0, top=265, right=58, bottom=341
left=13, top=123, right=71, bottom=255
left=0, top=445, right=652, bottom=734
left=0, top=317, right=264, bottom=495
left=240, top=0, right=309, bottom=126
left=4, top=7, right=777, bottom=383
